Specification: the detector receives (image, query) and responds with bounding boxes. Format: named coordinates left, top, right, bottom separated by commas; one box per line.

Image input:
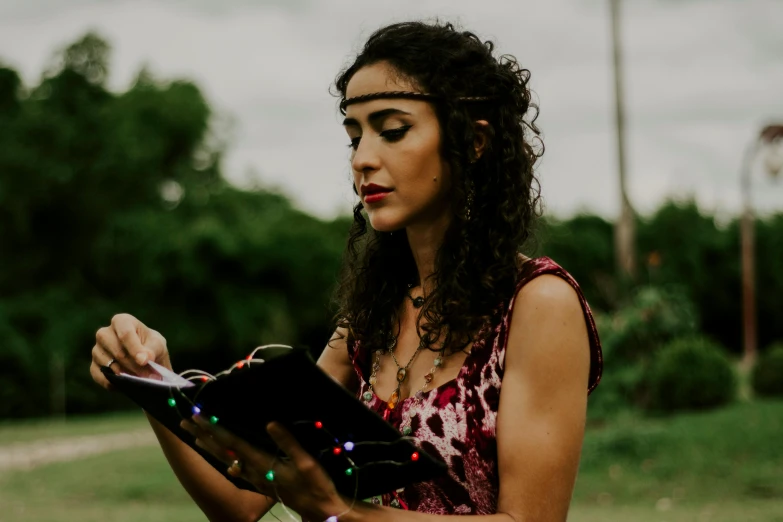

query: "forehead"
left=344, top=62, right=431, bottom=119
left=345, top=61, right=418, bottom=99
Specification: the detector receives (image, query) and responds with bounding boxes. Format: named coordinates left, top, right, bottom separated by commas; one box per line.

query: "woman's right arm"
left=90, top=315, right=357, bottom=522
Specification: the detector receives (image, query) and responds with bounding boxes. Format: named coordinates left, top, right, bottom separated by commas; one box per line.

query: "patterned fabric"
left=346, top=257, right=603, bottom=514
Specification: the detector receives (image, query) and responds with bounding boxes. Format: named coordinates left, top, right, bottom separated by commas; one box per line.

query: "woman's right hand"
left=90, top=313, right=171, bottom=391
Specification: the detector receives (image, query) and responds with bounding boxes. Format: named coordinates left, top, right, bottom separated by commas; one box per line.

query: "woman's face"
left=343, top=62, right=452, bottom=232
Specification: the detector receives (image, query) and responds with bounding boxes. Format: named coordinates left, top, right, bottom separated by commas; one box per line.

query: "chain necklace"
left=363, top=333, right=448, bottom=435
left=388, top=338, right=422, bottom=409
left=362, top=335, right=423, bottom=410
left=398, top=346, right=445, bottom=436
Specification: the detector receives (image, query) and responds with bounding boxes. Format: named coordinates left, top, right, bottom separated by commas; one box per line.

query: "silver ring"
left=105, top=358, right=116, bottom=368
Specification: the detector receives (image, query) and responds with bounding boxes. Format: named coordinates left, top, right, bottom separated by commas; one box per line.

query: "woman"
left=90, top=21, right=602, bottom=521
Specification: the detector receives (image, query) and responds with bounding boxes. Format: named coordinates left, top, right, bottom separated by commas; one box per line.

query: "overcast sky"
left=1, top=0, right=781, bottom=220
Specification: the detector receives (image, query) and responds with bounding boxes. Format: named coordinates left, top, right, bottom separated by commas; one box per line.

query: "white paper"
left=119, top=361, right=195, bottom=388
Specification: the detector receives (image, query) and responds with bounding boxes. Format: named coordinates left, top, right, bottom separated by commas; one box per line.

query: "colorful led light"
left=167, top=398, right=176, bottom=407
left=201, top=376, right=209, bottom=382
left=315, top=421, right=323, bottom=429
left=343, top=441, right=354, bottom=452
left=326, top=517, right=338, bottom=522
left=411, top=452, right=420, bottom=461
left=345, top=467, right=353, bottom=476
left=332, top=447, right=342, bottom=455
left=210, top=416, right=219, bottom=424
left=237, top=361, right=245, bottom=369
left=265, top=470, right=275, bottom=481
left=192, top=405, right=201, bottom=415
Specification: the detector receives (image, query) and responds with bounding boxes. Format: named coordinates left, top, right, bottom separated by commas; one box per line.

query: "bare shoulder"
left=515, top=273, right=582, bottom=316
left=506, top=273, right=590, bottom=391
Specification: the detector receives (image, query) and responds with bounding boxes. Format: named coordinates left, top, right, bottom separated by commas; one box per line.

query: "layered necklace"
left=362, top=284, right=447, bottom=435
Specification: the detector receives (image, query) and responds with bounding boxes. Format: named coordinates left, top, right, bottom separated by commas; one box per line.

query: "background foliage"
left=1, top=33, right=781, bottom=419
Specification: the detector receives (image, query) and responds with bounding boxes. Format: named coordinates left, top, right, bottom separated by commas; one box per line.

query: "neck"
left=405, top=211, right=451, bottom=296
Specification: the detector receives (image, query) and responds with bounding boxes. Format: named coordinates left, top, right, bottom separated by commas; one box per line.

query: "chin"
left=366, top=207, right=407, bottom=233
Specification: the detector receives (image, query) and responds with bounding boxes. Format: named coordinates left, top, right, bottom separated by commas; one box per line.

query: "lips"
left=361, top=183, right=393, bottom=204
left=364, top=191, right=391, bottom=203
left=361, top=183, right=393, bottom=196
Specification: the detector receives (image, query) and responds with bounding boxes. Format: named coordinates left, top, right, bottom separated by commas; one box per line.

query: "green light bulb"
left=167, top=398, right=176, bottom=407
left=210, top=416, right=219, bottom=424
left=345, top=467, right=353, bottom=476
left=265, top=470, right=275, bottom=481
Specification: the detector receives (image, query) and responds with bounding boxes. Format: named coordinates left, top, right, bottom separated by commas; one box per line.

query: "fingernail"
left=136, top=352, right=148, bottom=365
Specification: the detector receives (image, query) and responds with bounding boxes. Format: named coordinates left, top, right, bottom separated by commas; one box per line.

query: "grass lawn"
left=1, top=400, right=782, bottom=521
left=0, top=410, right=148, bottom=445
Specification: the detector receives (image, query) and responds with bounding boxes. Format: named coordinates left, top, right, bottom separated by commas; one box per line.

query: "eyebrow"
left=342, top=108, right=412, bottom=127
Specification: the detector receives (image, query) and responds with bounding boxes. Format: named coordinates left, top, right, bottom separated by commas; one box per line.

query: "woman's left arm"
left=347, top=274, right=592, bottom=522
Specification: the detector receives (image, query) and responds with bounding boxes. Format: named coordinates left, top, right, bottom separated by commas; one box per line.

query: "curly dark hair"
left=331, top=21, right=543, bottom=356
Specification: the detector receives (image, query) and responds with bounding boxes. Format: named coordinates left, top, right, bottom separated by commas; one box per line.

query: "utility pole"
left=609, top=0, right=636, bottom=280
left=740, top=124, right=783, bottom=367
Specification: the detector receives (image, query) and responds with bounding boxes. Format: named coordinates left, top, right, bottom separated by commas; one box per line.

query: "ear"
left=473, top=120, right=490, bottom=161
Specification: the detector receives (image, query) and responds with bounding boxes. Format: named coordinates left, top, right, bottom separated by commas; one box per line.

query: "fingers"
left=190, top=417, right=283, bottom=477
left=89, top=342, right=120, bottom=390
left=95, top=324, right=148, bottom=377
left=89, top=361, right=114, bottom=391
left=111, top=314, right=156, bottom=368
left=191, top=415, right=257, bottom=462
left=266, top=422, right=315, bottom=470
left=91, top=343, right=119, bottom=374
left=181, top=419, right=236, bottom=463
left=182, top=418, right=274, bottom=492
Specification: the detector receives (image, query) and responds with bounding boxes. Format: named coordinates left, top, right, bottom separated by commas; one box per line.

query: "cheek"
left=352, top=170, right=361, bottom=195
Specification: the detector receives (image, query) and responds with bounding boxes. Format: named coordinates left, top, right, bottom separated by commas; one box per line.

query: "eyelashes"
left=348, top=125, right=412, bottom=151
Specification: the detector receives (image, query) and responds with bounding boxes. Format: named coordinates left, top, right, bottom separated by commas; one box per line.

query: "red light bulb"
left=315, top=421, right=323, bottom=429
left=411, top=452, right=420, bottom=461
left=333, top=447, right=342, bottom=455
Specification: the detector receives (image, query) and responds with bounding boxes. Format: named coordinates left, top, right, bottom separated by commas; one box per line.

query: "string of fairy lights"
left=160, top=344, right=421, bottom=520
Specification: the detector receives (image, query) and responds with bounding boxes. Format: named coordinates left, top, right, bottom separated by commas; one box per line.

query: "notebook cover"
left=103, top=346, right=447, bottom=499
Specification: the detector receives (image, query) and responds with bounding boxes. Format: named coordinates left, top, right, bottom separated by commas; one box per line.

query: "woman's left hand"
left=181, top=415, right=351, bottom=521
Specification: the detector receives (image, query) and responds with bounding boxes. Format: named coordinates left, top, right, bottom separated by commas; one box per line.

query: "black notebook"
left=103, top=345, right=447, bottom=500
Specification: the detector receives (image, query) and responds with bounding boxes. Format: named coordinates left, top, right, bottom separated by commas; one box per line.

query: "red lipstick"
left=361, top=183, right=393, bottom=204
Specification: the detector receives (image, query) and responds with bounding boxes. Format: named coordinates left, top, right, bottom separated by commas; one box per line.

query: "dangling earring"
left=466, top=179, right=475, bottom=221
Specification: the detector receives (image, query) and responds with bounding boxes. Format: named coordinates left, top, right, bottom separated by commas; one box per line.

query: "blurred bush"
left=648, top=336, right=736, bottom=412
left=538, top=202, right=783, bottom=357
left=587, top=285, right=698, bottom=419
left=0, top=33, right=349, bottom=418
left=752, top=342, right=783, bottom=398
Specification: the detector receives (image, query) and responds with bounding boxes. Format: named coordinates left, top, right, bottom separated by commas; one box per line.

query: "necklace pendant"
left=387, top=390, right=400, bottom=410
left=396, top=368, right=407, bottom=383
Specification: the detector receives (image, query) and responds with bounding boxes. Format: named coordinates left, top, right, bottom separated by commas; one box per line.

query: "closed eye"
left=347, top=125, right=413, bottom=151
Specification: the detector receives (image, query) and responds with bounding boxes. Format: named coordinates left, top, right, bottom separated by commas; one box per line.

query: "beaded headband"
left=339, top=90, right=497, bottom=113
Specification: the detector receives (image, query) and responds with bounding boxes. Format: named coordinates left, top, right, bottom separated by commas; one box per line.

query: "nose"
left=351, top=136, right=381, bottom=175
